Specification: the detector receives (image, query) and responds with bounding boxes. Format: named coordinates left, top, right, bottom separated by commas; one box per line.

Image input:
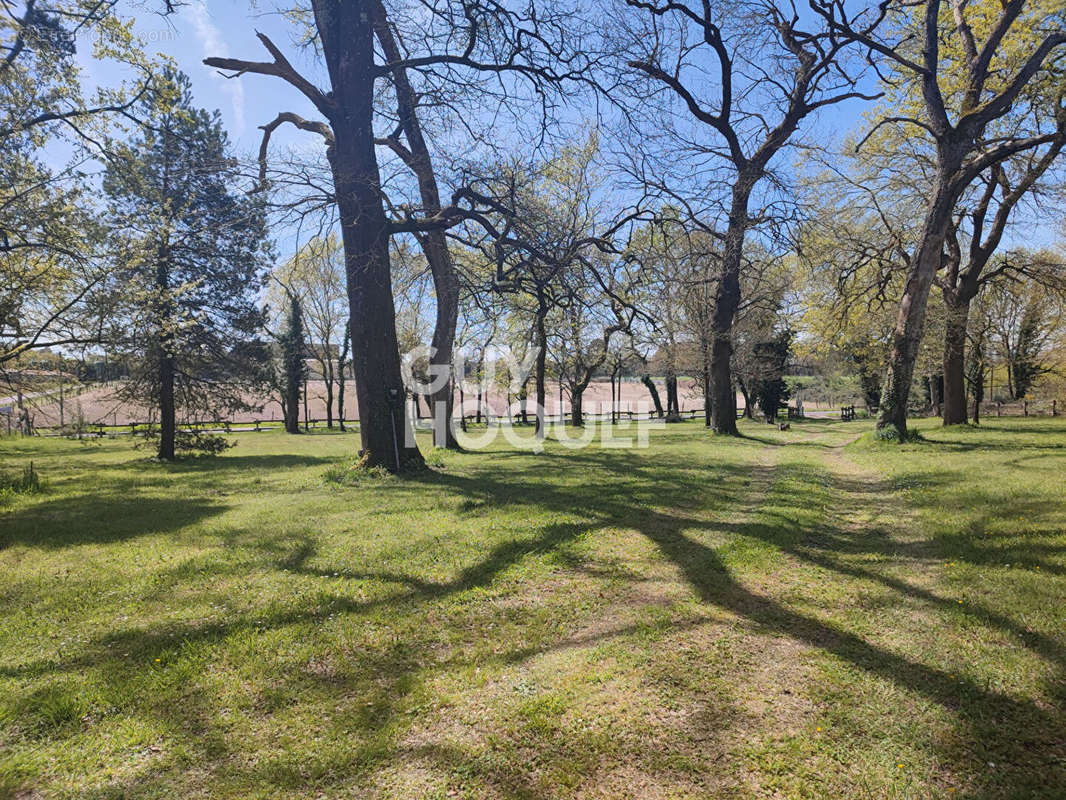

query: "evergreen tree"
left=1012, top=304, right=1045, bottom=400
left=751, top=329, right=793, bottom=423
left=280, top=294, right=307, bottom=435
left=103, top=68, right=271, bottom=459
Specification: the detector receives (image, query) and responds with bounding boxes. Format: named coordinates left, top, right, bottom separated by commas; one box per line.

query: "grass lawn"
left=1, top=418, right=1064, bottom=799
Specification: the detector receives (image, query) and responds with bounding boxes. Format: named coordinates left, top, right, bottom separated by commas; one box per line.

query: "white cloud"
left=185, top=0, right=245, bottom=134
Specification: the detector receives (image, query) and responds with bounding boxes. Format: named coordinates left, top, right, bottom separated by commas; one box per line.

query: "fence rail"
left=987, top=399, right=1058, bottom=417
left=17, top=397, right=1063, bottom=438
left=33, top=418, right=358, bottom=437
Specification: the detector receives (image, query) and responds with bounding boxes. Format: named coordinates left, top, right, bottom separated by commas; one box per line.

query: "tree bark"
left=324, top=355, right=335, bottom=428
left=316, top=0, right=423, bottom=471
left=158, top=348, right=176, bottom=460
left=534, top=307, right=548, bottom=438
left=284, top=377, right=300, bottom=434
left=610, top=371, right=616, bottom=424
left=570, top=389, right=584, bottom=426
left=878, top=149, right=964, bottom=438
left=302, top=378, right=309, bottom=430
left=709, top=182, right=752, bottom=435
left=155, top=246, right=176, bottom=460
left=665, top=374, right=679, bottom=418
left=641, top=374, right=664, bottom=417
left=374, top=11, right=460, bottom=450
left=427, top=242, right=461, bottom=449
left=942, top=291, right=971, bottom=425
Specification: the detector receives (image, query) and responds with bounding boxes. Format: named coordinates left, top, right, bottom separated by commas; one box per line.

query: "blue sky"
left=112, top=1, right=323, bottom=153
left=78, top=1, right=1061, bottom=259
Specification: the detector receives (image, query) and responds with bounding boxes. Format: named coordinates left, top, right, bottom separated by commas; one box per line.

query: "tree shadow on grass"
left=4, top=441, right=1065, bottom=797
left=401, top=452, right=1066, bottom=795
left=162, top=453, right=334, bottom=473
left=0, top=492, right=226, bottom=549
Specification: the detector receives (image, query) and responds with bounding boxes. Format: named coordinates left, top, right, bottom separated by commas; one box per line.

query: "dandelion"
left=816, top=726, right=822, bottom=732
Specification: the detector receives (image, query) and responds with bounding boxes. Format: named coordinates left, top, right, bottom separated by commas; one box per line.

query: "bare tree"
left=272, top=235, right=348, bottom=428
left=205, top=0, right=592, bottom=470
left=616, top=0, right=883, bottom=433
left=552, top=261, right=637, bottom=426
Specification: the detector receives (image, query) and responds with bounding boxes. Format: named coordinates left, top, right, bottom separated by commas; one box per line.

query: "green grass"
left=0, top=418, right=1064, bottom=799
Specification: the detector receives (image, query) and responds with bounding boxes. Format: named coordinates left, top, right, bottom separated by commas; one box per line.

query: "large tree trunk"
left=942, top=292, right=970, bottom=425
left=426, top=231, right=461, bottom=449
left=158, top=348, right=176, bottom=460
left=374, top=14, right=460, bottom=450
left=709, top=183, right=752, bottom=435
left=317, top=1, right=423, bottom=471
left=284, top=375, right=300, bottom=434
left=155, top=248, right=176, bottom=460
left=665, top=374, right=679, bottom=418
left=878, top=245, right=944, bottom=435
left=878, top=151, right=964, bottom=438
left=570, top=389, right=584, bottom=426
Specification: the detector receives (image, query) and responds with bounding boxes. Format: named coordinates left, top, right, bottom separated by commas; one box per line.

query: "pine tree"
left=103, top=69, right=271, bottom=459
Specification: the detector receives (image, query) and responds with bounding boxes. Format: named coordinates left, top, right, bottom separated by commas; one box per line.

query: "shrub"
left=137, top=429, right=236, bottom=456
left=175, top=430, right=235, bottom=455
left=874, top=424, right=924, bottom=443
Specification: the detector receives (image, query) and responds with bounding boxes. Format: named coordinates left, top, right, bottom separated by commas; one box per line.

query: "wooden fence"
left=22, top=397, right=1062, bottom=438
left=986, top=399, right=1058, bottom=417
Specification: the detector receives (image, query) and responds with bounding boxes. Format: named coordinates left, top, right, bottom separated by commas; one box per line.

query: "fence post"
left=997, top=402, right=1002, bottom=417
left=1054, top=400, right=1058, bottom=417
left=1024, top=401, right=1028, bottom=417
